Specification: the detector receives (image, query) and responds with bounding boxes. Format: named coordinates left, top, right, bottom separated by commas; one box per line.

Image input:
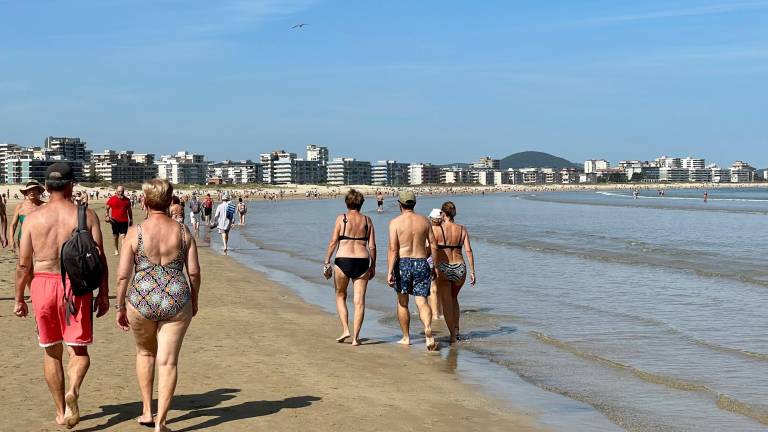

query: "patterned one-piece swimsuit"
left=128, top=223, right=191, bottom=321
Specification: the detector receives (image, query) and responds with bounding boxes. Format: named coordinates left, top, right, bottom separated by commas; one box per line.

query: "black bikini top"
left=438, top=225, right=463, bottom=250
left=339, top=213, right=370, bottom=242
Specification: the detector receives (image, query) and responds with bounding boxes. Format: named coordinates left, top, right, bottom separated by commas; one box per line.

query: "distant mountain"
left=500, top=151, right=580, bottom=170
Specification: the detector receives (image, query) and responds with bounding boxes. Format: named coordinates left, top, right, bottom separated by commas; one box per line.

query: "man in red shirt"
left=105, top=185, right=133, bottom=255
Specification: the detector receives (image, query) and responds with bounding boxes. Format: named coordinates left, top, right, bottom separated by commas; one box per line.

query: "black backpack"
left=61, top=205, right=104, bottom=323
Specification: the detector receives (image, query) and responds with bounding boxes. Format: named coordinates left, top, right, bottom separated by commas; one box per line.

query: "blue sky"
left=1, top=0, right=766, bottom=167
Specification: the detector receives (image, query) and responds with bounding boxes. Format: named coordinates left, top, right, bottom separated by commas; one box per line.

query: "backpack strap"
left=77, top=204, right=88, bottom=232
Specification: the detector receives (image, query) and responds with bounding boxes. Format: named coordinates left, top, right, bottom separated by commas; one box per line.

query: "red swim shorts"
left=30, top=273, right=93, bottom=347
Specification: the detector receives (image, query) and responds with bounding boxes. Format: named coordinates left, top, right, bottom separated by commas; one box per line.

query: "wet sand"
left=0, top=202, right=543, bottom=431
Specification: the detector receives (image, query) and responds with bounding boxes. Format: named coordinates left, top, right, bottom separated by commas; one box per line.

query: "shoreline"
left=0, top=202, right=545, bottom=431
left=1, top=181, right=765, bottom=206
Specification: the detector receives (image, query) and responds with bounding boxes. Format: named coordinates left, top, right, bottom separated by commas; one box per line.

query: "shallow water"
left=208, top=187, right=768, bottom=431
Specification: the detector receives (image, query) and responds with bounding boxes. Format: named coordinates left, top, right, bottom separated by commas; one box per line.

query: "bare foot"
left=336, top=332, right=351, bottom=343
left=138, top=414, right=155, bottom=426
left=351, top=339, right=361, bottom=346
left=397, top=337, right=410, bottom=345
left=425, top=328, right=439, bottom=351
left=56, top=415, right=66, bottom=426
left=155, top=425, right=172, bottom=432
left=64, top=392, right=80, bottom=429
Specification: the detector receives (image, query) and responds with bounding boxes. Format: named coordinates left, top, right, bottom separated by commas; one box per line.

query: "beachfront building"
left=682, top=157, right=706, bottom=170
left=471, top=170, right=496, bottom=185
left=156, top=151, right=208, bottom=185
left=471, top=156, right=501, bottom=170
left=659, top=167, right=689, bottom=182
left=730, top=161, right=756, bottom=183
left=584, top=159, right=610, bottom=174
left=560, top=168, right=581, bottom=184
left=306, top=145, right=329, bottom=165
left=327, top=158, right=372, bottom=186
left=44, top=136, right=91, bottom=162
left=763, top=170, right=768, bottom=181
left=687, top=168, right=712, bottom=182
left=260, top=150, right=295, bottom=184
left=262, top=151, right=325, bottom=184
left=541, top=168, right=562, bottom=184
left=5, top=158, right=84, bottom=184
left=441, top=166, right=472, bottom=184
left=90, top=150, right=158, bottom=183
left=655, top=156, right=682, bottom=169
left=408, top=163, right=440, bottom=185
left=520, top=168, right=543, bottom=184
left=618, top=160, right=647, bottom=181
left=372, top=160, right=410, bottom=186
left=208, top=160, right=262, bottom=184
left=595, top=168, right=628, bottom=183
left=0, top=143, right=23, bottom=183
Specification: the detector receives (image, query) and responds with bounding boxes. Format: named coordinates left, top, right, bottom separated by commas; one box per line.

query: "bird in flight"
left=291, top=23, right=308, bottom=29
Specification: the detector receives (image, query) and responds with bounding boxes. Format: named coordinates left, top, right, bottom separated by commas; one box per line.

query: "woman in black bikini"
left=432, top=201, right=476, bottom=344
left=323, top=189, right=377, bottom=346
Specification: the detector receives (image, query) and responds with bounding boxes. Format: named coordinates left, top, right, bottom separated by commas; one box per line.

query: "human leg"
left=154, top=307, right=192, bottom=431
left=438, top=279, right=457, bottom=343
left=414, top=295, right=437, bottom=351
left=333, top=268, right=351, bottom=342
left=396, top=293, right=411, bottom=345
left=428, top=279, right=443, bottom=324
left=452, top=283, right=464, bottom=339
left=113, top=233, right=120, bottom=255
left=129, top=305, right=159, bottom=424
left=351, top=277, right=368, bottom=345
left=43, top=344, right=66, bottom=425
left=63, top=345, right=90, bottom=428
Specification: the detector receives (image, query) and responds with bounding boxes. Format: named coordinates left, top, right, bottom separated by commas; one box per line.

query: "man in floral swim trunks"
left=387, top=190, right=439, bottom=351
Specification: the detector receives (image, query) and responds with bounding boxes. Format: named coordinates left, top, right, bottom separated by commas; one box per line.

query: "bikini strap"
left=439, top=224, right=447, bottom=245
left=341, top=214, right=348, bottom=237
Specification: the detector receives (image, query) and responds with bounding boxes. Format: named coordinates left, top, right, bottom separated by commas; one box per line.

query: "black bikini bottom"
left=334, top=257, right=370, bottom=279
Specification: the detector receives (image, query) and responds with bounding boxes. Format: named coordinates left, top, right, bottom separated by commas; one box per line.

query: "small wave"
left=717, top=394, right=768, bottom=426
left=530, top=331, right=711, bottom=392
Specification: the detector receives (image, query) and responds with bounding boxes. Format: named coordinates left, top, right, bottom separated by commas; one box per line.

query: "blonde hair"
left=344, top=189, right=365, bottom=210
left=142, top=178, right=174, bottom=210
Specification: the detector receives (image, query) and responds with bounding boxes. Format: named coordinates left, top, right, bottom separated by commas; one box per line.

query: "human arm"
left=88, top=208, right=110, bottom=317
left=323, top=216, right=341, bottom=279
left=0, top=201, right=7, bottom=248
left=367, top=217, right=376, bottom=279
left=13, top=223, right=33, bottom=317
left=463, top=227, right=476, bottom=286
left=387, top=222, right=399, bottom=286
left=427, top=221, right=438, bottom=280
left=8, top=204, right=19, bottom=251
left=127, top=203, right=133, bottom=226
left=105, top=198, right=112, bottom=222
left=184, top=226, right=201, bottom=316
left=115, top=226, right=137, bottom=330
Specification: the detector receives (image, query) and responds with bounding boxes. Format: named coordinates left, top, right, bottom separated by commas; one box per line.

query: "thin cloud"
left=575, top=1, right=768, bottom=25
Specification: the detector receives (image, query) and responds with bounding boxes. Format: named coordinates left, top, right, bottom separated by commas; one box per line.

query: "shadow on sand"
left=78, top=388, right=320, bottom=431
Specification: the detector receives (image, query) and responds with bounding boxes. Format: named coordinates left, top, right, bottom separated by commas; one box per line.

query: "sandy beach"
left=0, top=201, right=543, bottom=432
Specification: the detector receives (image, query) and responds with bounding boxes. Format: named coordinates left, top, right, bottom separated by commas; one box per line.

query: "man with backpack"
left=188, top=193, right=202, bottom=232
left=13, top=163, right=109, bottom=429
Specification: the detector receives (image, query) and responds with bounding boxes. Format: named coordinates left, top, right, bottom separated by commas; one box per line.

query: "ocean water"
left=208, top=187, right=768, bottom=431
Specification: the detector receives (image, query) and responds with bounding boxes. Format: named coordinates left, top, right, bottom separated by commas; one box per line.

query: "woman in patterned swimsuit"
left=432, top=201, right=476, bottom=344
left=115, top=179, right=201, bottom=432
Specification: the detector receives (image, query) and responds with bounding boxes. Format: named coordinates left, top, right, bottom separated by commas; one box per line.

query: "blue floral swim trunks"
left=394, top=257, right=431, bottom=297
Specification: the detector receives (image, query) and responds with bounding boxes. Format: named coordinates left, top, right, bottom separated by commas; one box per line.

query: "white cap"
left=428, top=208, right=442, bottom=219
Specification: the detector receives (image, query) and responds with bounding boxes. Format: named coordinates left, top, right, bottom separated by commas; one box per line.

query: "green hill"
left=500, top=151, right=579, bottom=170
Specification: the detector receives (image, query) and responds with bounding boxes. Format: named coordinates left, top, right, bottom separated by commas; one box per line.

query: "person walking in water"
left=387, top=191, right=439, bottom=351
left=14, top=163, right=110, bottom=429
left=213, top=193, right=235, bottom=253
left=323, top=189, right=377, bottom=346
left=9, top=179, right=45, bottom=252
left=106, top=185, right=133, bottom=256
left=427, top=208, right=444, bottom=323
left=431, top=202, right=476, bottom=343
left=236, top=197, right=248, bottom=226
left=115, top=179, right=201, bottom=432
left=188, top=193, right=202, bottom=233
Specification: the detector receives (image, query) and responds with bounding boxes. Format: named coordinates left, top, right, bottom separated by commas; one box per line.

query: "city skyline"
left=1, top=1, right=767, bottom=166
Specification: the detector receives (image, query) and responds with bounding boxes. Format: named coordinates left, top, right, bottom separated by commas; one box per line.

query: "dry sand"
left=0, top=202, right=544, bottom=431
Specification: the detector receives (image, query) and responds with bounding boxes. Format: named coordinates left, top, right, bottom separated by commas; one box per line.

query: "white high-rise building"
left=471, top=156, right=500, bottom=170
left=584, top=159, right=610, bottom=174
left=371, top=160, right=410, bottom=186
left=306, top=145, right=329, bottom=165
left=681, top=157, right=706, bottom=170
left=44, top=136, right=91, bottom=162
left=208, top=160, right=262, bottom=184
left=327, top=158, right=372, bottom=185
left=156, top=151, right=208, bottom=184
left=730, top=161, right=756, bottom=183
left=408, top=163, right=440, bottom=185
left=0, top=143, right=23, bottom=183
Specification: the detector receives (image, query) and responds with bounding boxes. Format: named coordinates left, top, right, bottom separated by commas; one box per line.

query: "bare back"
left=432, top=221, right=466, bottom=264
left=390, top=211, right=432, bottom=259
left=21, top=199, right=101, bottom=273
